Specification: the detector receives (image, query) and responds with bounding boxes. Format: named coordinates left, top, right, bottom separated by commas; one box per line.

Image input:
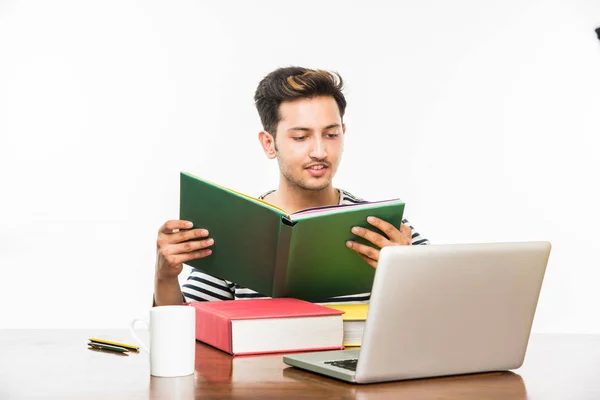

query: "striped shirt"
left=182, top=189, right=430, bottom=305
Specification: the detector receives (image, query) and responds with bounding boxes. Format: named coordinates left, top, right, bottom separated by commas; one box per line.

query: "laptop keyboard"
left=324, top=359, right=358, bottom=371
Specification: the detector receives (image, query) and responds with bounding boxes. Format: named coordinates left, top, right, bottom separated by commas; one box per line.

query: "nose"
left=309, top=136, right=327, bottom=160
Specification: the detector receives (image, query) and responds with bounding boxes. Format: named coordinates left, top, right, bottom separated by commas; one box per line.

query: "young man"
left=154, top=67, right=429, bottom=306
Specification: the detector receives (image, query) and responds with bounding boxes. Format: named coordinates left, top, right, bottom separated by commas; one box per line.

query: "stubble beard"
left=279, top=162, right=333, bottom=192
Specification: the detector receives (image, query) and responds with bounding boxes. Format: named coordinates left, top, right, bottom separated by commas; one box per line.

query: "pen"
left=87, top=341, right=129, bottom=354
left=89, top=337, right=139, bottom=351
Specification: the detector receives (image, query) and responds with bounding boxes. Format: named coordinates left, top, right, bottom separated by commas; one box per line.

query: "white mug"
left=130, top=305, right=196, bottom=377
left=150, top=374, right=194, bottom=400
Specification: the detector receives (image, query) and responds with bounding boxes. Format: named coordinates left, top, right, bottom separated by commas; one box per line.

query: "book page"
left=290, top=198, right=403, bottom=220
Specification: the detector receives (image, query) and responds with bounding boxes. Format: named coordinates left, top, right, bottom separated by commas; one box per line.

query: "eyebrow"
left=287, top=123, right=341, bottom=133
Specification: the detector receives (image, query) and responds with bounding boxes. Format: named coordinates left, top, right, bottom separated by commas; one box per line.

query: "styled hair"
left=254, top=66, right=346, bottom=137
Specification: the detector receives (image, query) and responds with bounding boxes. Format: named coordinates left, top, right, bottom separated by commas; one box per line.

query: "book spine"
left=271, top=217, right=294, bottom=297
left=194, top=307, right=233, bottom=354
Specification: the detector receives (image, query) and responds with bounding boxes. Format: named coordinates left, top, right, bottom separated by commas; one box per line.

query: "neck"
left=270, top=178, right=339, bottom=214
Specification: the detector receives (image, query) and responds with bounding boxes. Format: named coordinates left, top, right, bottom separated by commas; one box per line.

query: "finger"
left=162, top=228, right=210, bottom=246
left=351, top=226, right=390, bottom=248
left=160, top=220, right=194, bottom=234
left=359, top=254, right=378, bottom=269
left=172, top=248, right=213, bottom=264
left=171, top=227, right=210, bottom=244
left=162, top=238, right=215, bottom=256
left=366, top=216, right=405, bottom=242
left=399, top=224, right=412, bottom=242
left=346, top=241, right=380, bottom=261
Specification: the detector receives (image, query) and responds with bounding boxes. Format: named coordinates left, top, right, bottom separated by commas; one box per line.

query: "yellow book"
left=324, top=304, right=368, bottom=346
left=325, top=304, right=369, bottom=320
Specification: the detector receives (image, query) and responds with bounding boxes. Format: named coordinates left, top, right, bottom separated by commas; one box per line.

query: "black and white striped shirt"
left=182, top=189, right=430, bottom=305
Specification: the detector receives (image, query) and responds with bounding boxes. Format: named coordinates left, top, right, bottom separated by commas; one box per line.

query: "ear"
left=258, top=130, right=277, bottom=159
left=342, top=123, right=346, bottom=135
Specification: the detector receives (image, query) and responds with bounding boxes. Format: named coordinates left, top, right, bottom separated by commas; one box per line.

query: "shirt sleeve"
left=402, top=218, right=430, bottom=245
left=181, top=268, right=235, bottom=302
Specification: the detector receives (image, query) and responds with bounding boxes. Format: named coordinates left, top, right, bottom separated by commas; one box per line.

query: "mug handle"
left=130, top=318, right=150, bottom=354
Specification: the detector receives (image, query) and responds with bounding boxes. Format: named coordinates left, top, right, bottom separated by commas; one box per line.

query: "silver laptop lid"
left=355, top=241, right=550, bottom=383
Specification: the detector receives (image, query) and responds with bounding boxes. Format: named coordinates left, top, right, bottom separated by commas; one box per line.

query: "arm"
left=154, top=275, right=185, bottom=306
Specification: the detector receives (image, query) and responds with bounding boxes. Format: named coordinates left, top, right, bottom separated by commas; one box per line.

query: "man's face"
left=273, top=96, right=345, bottom=191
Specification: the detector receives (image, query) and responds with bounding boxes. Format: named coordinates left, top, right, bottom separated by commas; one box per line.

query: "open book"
left=179, top=172, right=405, bottom=301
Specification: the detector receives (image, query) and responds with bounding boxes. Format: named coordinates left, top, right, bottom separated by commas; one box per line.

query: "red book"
left=190, top=298, right=345, bottom=356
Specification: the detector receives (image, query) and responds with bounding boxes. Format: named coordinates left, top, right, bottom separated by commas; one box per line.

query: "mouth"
left=305, top=163, right=329, bottom=177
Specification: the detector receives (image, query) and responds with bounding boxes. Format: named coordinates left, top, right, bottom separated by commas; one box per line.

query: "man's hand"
left=155, top=220, right=214, bottom=281
left=345, top=216, right=412, bottom=268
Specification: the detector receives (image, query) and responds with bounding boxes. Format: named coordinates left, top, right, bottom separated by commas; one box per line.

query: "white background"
left=1, top=0, right=599, bottom=332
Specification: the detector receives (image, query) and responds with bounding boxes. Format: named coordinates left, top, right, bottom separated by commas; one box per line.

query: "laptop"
left=283, top=241, right=551, bottom=384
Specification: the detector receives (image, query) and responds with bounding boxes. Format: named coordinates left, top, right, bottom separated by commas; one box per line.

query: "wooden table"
left=0, top=330, right=599, bottom=399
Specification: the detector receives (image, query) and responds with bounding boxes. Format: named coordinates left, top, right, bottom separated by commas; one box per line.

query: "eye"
left=326, top=133, right=339, bottom=139
left=293, top=136, right=307, bottom=141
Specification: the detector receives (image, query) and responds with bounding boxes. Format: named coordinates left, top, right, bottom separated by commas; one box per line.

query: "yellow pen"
left=89, top=337, right=139, bottom=351
left=88, top=342, right=129, bottom=354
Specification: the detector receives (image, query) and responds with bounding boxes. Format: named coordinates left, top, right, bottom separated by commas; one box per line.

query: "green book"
left=179, top=172, right=405, bottom=301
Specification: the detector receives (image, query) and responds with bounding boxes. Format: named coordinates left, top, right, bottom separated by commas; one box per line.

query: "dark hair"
left=254, top=66, right=347, bottom=137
